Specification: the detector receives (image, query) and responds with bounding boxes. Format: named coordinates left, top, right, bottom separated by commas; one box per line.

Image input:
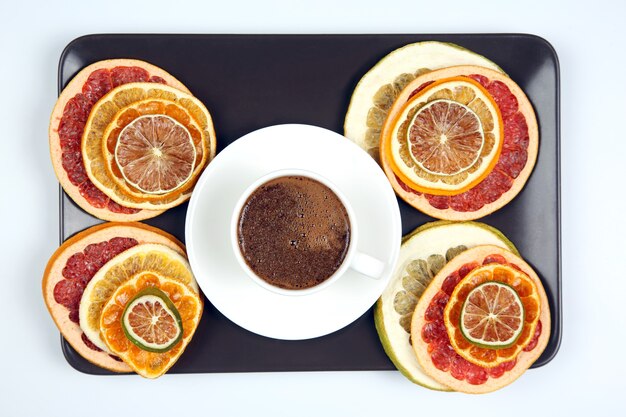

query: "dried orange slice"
left=82, top=83, right=216, bottom=210
left=443, top=263, right=541, bottom=368
left=384, top=76, right=503, bottom=195
left=115, top=114, right=196, bottom=194
left=100, top=272, right=203, bottom=378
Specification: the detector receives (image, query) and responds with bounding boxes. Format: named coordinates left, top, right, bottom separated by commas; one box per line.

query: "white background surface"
left=2, top=0, right=625, bottom=414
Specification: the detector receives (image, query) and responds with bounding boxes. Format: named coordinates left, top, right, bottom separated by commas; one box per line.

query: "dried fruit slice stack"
left=42, top=223, right=203, bottom=378
left=374, top=221, right=519, bottom=391
left=49, top=59, right=217, bottom=221
left=344, top=42, right=538, bottom=220
left=410, top=245, right=550, bottom=393
left=375, top=222, right=551, bottom=393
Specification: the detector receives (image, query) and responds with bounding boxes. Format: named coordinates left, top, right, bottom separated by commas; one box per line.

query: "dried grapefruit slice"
left=100, top=272, right=202, bottom=378
left=48, top=59, right=189, bottom=221
left=41, top=222, right=185, bottom=372
left=384, top=77, right=503, bottom=195
left=344, top=41, right=503, bottom=161
left=443, top=262, right=541, bottom=368
left=79, top=243, right=198, bottom=353
left=410, top=245, right=550, bottom=394
left=374, top=221, right=518, bottom=391
left=380, top=65, right=538, bottom=220
left=82, top=83, right=216, bottom=210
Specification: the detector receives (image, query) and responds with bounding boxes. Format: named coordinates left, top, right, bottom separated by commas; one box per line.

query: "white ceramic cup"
left=230, top=168, right=386, bottom=296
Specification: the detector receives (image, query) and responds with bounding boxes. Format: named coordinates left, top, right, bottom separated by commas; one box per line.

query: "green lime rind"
left=374, top=300, right=452, bottom=391
left=122, top=287, right=183, bottom=353
left=377, top=41, right=506, bottom=76
left=459, top=281, right=525, bottom=350
left=430, top=41, right=506, bottom=74
left=374, top=220, right=518, bottom=391
left=401, top=220, right=519, bottom=254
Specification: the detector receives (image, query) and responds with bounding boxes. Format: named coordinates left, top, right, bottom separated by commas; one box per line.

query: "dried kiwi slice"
left=374, top=220, right=517, bottom=391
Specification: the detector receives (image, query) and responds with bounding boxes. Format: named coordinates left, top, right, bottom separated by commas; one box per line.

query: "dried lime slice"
left=122, top=286, right=183, bottom=353
left=459, top=281, right=524, bottom=349
left=115, top=114, right=196, bottom=195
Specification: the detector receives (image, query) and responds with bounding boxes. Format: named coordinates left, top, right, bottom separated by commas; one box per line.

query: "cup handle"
left=350, top=251, right=386, bottom=279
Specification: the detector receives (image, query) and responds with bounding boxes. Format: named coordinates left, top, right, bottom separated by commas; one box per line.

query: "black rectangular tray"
left=58, top=34, right=561, bottom=374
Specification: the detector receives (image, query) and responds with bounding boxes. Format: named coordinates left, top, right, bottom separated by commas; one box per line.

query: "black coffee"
left=237, top=175, right=351, bottom=290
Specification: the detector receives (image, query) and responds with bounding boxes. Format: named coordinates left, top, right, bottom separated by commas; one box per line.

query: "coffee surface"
left=237, top=175, right=351, bottom=290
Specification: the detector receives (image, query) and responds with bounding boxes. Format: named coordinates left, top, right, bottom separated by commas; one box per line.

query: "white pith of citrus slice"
left=460, top=281, right=524, bottom=348
left=374, top=221, right=518, bottom=391
left=115, top=114, right=197, bottom=195
left=79, top=243, right=198, bottom=353
left=386, top=77, right=503, bottom=195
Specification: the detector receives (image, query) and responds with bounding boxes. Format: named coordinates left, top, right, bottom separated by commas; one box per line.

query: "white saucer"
left=185, top=124, right=401, bottom=340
